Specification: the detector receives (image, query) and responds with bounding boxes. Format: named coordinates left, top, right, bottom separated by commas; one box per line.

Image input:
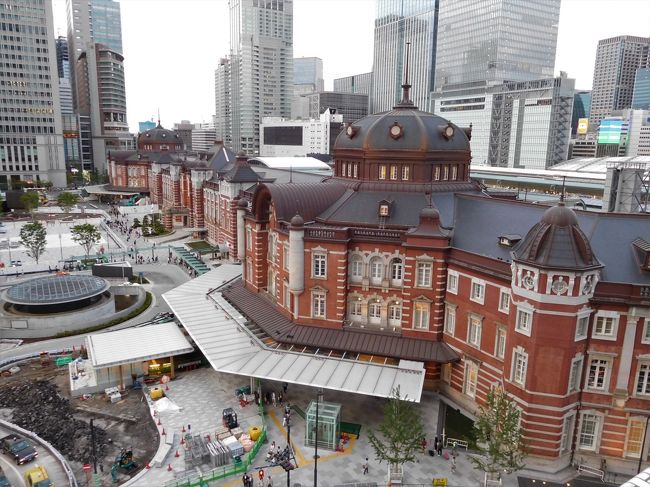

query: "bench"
left=340, top=422, right=362, bottom=439
left=578, top=464, right=604, bottom=481
left=444, top=437, right=468, bottom=450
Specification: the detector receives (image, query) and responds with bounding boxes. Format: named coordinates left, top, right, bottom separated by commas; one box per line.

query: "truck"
left=24, top=465, right=52, bottom=487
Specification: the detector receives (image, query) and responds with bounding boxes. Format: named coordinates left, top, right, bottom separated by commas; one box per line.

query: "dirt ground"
left=0, top=358, right=159, bottom=485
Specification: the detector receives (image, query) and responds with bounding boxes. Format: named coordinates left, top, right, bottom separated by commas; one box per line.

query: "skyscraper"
left=294, top=57, right=324, bottom=91
left=0, top=0, right=66, bottom=188
left=571, top=90, right=592, bottom=136
left=229, top=0, right=293, bottom=155
left=370, top=0, right=439, bottom=113
left=215, top=57, right=232, bottom=146
left=55, top=36, right=74, bottom=115
left=67, top=0, right=129, bottom=171
left=333, top=73, right=372, bottom=95
left=632, top=68, right=650, bottom=110
left=589, top=36, right=650, bottom=129
left=434, top=0, right=560, bottom=91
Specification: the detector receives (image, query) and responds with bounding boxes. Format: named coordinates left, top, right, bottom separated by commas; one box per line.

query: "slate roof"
left=222, top=280, right=460, bottom=363
left=451, top=195, right=650, bottom=284
left=254, top=182, right=347, bottom=222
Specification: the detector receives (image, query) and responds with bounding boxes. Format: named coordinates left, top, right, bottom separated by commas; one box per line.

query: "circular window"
left=551, top=279, right=568, bottom=295
left=522, top=274, right=535, bottom=290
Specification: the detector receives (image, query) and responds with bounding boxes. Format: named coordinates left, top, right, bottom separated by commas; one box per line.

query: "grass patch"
left=54, top=292, right=153, bottom=338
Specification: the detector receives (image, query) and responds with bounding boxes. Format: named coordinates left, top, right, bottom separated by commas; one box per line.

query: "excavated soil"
left=0, top=360, right=159, bottom=484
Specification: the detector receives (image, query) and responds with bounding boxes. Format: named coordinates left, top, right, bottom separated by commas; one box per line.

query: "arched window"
left=368, top=299, right=382, bottom=325
left=348, top=297, right=363, bottom=322
left=268, top=232, right=277, bottom=263
left=267, top=269, right=276, bottom=298
left=370, top=257, right=383, bottom=285
left=388, top=301, right=402, bottom=328
left=349, top=255, right=363, bottom=281
left=390, top=258, right=403, bottom=286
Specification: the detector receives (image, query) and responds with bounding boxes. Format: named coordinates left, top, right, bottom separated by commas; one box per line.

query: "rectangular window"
left=464, top=361, right=478, bottom=398
left=495, top=327, right=506, bottom=359
left=470, top=279, right=485, bottom=304
left=390, top=165, right=398, bottom=180
left=575, top=315, right=589, bottom=340
left=312, top=253, right=326, bottom=278
left=593, top=315, right=616, bottom=338
left=568, top=356, right=583, bottom=393
left=561, top=415, right=575, bottom=452
left=512, top=349, right=528, bottom=386
left=349, top=300, right=362, bottom=320
left=625, top=418, right=645, bottom=458
left=346, top=163, right=352, bottom=177
left=283, top=281, right=290, bottom=308
left=246, top=259, right=253, bottom=283
left=451, top=165, right=458, bottom=180
left=283, top=246, right=289, bottom=271
left=468, top=315, right=482, bottom=347
left=444, top=304, right=456, bottom=335
left=246, top=226, right=252, bottom=251
left=642, top=320, right=650, bottom=344
left=413, top=302, right=430, bottom=330
left=498, top=289, right=510, bottom=313
left=637, top=363, right=650, bottom=395
left=401, top=165, right=410, bottom=180
left=587, top=358, right=610, bottom=390
left=353, top=164, right=358, bottom=178
left=442, top=165, right=449, bottom=180
left=434, top=166, right=441, bottom=181
left=447, top=270, right=458, bottom=293
left=442, top=363, right=451, bottom=384
left=416, top=262, right=432, bottom=287
left=350, top=258, right=363, bottom=280
left=312, top=292, right=326, bottom=318
left=579, top=414, right=599, bottom=450
left=516, top=308, right=532, bottom=335
left=378, top=164, right=387, bottom=180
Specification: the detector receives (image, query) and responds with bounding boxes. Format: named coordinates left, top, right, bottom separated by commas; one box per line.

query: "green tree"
left=19, top=221, right=47, bottom=264
left=20, top=191, right=40, bottom=219
left=40, top=180, right=53, bottom=189
left=132, top=217, right=141, bottom=228
left=57, top=192, right=80, bottom=213
left=367, top=387, right=425, bottom=473
left=71, top=223, right=101, bottom=259
left=470, top=387, right=526, bottom=479
left=152, top=220, right=166, bottom=235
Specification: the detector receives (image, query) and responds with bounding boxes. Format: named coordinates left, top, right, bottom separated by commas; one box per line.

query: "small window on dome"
left=379, top=165, right=387, bottom=180
left=347, top=163, right=352, bottom=177
left=390, top=165, right=398, bottom=180
left=434, top=166, right=441, bottom=181
left=451, top=165, right=458, bottom=180
left=379, top=204, right=389, bottom=217
left=443, top=166, right=449, bottom=180
left=402, top=166, right=410, bottom=180
left=353, top=163, right=358, bottom=178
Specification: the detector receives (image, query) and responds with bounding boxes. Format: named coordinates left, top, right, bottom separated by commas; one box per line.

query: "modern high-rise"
left=66, top=0, right=129, bottom=171
left=370, top=0, right=439, bottom=113
left=333, top=73, right=372, bottom=95
left=294, top=57, right=323, bottom=91
left=307, top=92, right=369, bottom=125
left=215, top=57, right=232, bottom=146
left=632, top=68, right=650, bottom=110
left=434, top=0, right=560, bottom=91
left=571, top=90, right=592, bottom=136
left=173, top=121, right=195, bottom=151
left=0, top=0, right=66, bottom=189
left=192, top=119, right=217, bottom=153
left=589, top=36, right=650, bottom=130
left=55, top=37, right=74, bottom=115
left=229, top=0, right=293, bottom=155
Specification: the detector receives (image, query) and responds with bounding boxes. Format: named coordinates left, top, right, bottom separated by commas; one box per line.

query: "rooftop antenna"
left=398, top=42, right=414, bottom=106
left=560, top=175, right=566, bottom=203
left=289, top=164, right=293, bottom=184
left=157, top=108, right=161, bottom=126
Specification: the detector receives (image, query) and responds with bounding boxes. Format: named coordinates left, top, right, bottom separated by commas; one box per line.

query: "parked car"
left=1, top=434, right=38, bottom=465
left=0, top=465, right=11, bottom=487
left=10, top=260, right=22, bottom=267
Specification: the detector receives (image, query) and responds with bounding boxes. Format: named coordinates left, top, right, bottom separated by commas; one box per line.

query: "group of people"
left=241, top=470, right=272, bottom=487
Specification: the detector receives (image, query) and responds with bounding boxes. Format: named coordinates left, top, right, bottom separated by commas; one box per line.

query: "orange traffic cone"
left=167, top=464, right=173, bottom=472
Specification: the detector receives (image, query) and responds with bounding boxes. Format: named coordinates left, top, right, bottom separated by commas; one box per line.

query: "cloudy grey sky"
left=52, top=0, right=650, bottom=133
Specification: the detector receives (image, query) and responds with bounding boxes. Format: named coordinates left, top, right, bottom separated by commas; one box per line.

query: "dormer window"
left=379, top=204, right=390, bottom=217
left=378, top=165, right=387, bottom=180
left=498, top=234, right=522, bottom=247
left=632, top=238, right=650, bottom=271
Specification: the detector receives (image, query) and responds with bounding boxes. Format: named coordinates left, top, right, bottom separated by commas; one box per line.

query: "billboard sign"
left=577, top=118, right=589, bottom=134
left=598, top=119, right=623, bottom=144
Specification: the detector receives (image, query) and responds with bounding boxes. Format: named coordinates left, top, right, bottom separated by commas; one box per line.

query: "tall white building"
left=192, top=119, right=217, bottom=153
left=260, top=110, right=343, bottom=157
left=229, top=0, right=293, bottom=155
left=215, top=57, right=232, bottom=146
left=370, top=0, right=439, bottom=113
left=0, top=0, right=66, bottom=188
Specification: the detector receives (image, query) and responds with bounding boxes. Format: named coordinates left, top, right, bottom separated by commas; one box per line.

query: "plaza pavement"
left=130, top=367, right=523, bottom=487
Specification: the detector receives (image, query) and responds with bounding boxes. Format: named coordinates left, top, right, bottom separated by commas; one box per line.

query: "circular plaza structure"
left=3, top=274, right=110, bottom=314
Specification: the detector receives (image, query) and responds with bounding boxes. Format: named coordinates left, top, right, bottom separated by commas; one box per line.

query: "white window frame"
left=642, top=319, right=650, bottom=344
left=283, top=245, right=289, bottom=271
left=388, top=302, right=402, bottom=327
left=568, top=355, right=584, bottom=393
left=413, top=301, right=430, bottom=330
left=389, top=165, right=398, bottom=180
left=464, top=361, right=479, bottom=398
left=470, top=278, right=485, bottom=304
left=578, top=413, right=601, bottom=451
left=468, top=314, right=482, bottom=348
left=515, top=307, right=533, bottom=336
left=447, top=270, right=458, bottom=294
left=368, top=300, right=382, bottom=324
left=511, top=347, right=528, bottom=387
left=390, top=258, right=403, bottom=285
left=625, top=417, right=646, bottom=458
left=592, top=311, right=619, bottom=340
left=246, top=259, right=253, bottom=283
left=378, top=164, right=387, bottom=180
left=401, top=165, right=410, bottom=181
left=560, top=414, right=575, bottom=453
left=575, top=312, right=590, bottom=341
left=636, top=362, right=650, bottom=396
left=246, top=226, right=252, bottom=251
left=348, top=299, right=363, bottom=321
left=444, top=303, right=456, bottom=336
left=369, top=257, right=384, bottom=285
left=312, top=252, right=327, bottom=278
left=312, top=291, right=326, bottom=318
left=495, top=326, right=506, bottom=360
left=283, top=281, right=290, bottom=309
left=498, top=289, right=510, bottom=313
left=586, top=357, right=611, bottom=391
left=416, top=261, right=432, bottom=288
left=349, top=256, right=363, bottom=281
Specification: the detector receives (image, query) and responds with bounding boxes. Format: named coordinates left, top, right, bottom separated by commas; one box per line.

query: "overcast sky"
left=52, top=0, right=650, bottom=133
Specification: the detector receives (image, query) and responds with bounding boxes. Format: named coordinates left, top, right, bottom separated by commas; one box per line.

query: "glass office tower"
left=434, top=0, right=560, bottom=90
left=370, top=0, right=439, bottom=113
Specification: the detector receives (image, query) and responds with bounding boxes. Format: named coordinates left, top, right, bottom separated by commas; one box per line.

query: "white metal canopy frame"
left=163, top=265, right=426, bottom=402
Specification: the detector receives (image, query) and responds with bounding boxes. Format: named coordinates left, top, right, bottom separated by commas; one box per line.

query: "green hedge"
left=55, top=292, right=153, bottom=338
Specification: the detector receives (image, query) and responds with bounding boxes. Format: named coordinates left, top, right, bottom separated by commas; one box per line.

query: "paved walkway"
left=126, top=368, right=518, bottom=487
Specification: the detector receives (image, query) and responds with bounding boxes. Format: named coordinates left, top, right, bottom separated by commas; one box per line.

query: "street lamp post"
left=59, top=233, right=63, bottom=261
left=7, top=238, right=12, bottom=265
left=314, top=388, right=323, bottom=487
left=286, top=409, right=291, bottom=487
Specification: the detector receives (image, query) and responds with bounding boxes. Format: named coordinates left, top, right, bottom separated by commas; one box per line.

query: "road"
left=0, top=425, right=69, bottom=487
left=0, top=262, right=191, bottom=361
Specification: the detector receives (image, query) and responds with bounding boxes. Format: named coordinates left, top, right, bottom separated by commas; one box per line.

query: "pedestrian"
left=282, top=382, right=288, bottom=394
left=278, top=391, right=283, bottom=405
left=451, top=455, right=457, bottom=474
left=436, top=436, right=443, bottom=456
left=282, top=412, right=288, bottom=427
left=362, top=457, right=369, bottom=475
left=271, top=391, right=276, bottom=407
left=421, top=436, right=427, bottom=453
left=267, top=474, right=273, bottom=487
left=433, top=436, right=440, bottom=456
left=242, top=473, right=248, bottom=486
left=452, top=441, right=458, bottom=458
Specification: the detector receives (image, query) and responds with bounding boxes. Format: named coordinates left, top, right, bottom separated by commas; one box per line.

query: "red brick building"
left=220, top=88, right=650, bottom=474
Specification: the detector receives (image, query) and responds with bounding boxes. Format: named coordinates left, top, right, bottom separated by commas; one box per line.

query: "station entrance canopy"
left=163, top=265, right=426, bottom=402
